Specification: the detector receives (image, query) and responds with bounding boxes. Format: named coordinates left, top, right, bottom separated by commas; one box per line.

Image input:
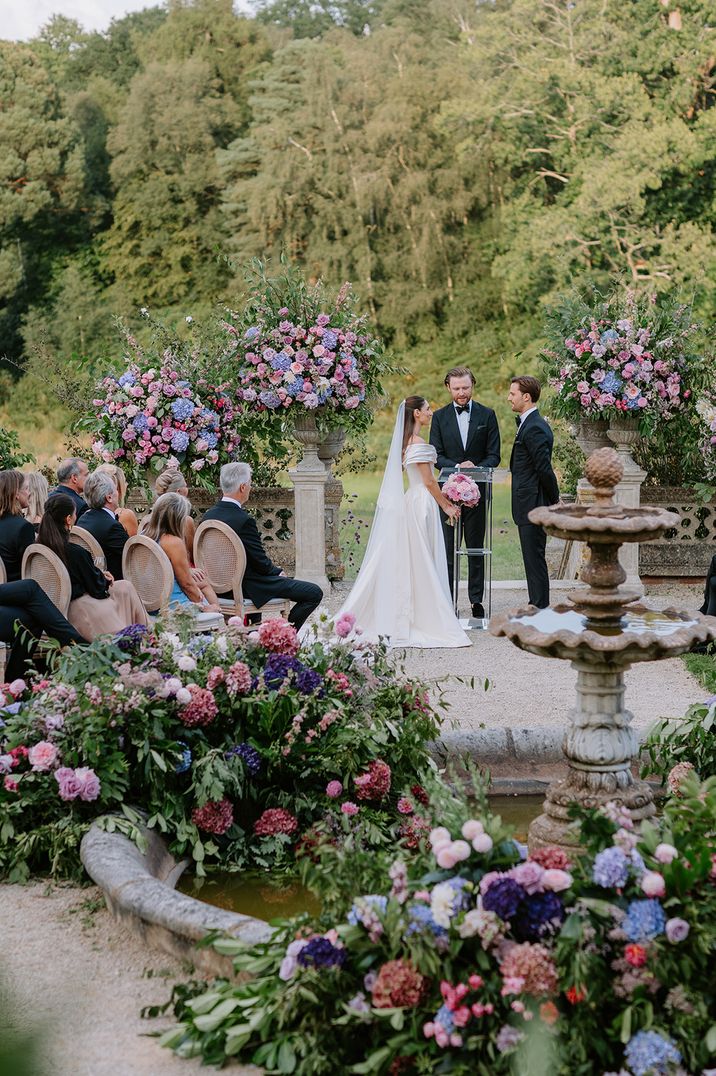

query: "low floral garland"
left=542, top=287, right=705, bottom=434
left=0, top=614, right=442, bottom=882
left=159, top=771, right=716, bottom=1075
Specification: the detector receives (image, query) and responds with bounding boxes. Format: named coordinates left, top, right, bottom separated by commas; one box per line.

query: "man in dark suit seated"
left=77, top=470, right=129, bottom=579
left=48, top=458, right=89, bottom=520
left=201, top=462, right=323, bottom=630
left=0, top=579, right=87, bottom=680
left=429, top=365, right=501, bottom=620
left=508, top=374, right=560, bottom=608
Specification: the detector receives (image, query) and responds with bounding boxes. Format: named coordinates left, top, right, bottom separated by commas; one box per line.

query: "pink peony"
left=8, top=679, right=26, bottom=697
left=257, top=618, right=299, bottom=656
left=28, top=740, right=59, bottom=772
left=641, top=871, right=666, bottom=898
left=471, top=833, right=494, bottom=854
left=665, top=917, right=689, bottom=943
left=429, top=827, right=452, bottom=849
left=451, top=840, right=472, bottom=862
left=541, top=869, right=572, bottom=892
left=326, top=780, right=343, bottom=799
left=461, top=819, right=484, bottom=841
left=436, top=847, right=458, bottom=869
left=341, top=801, right=359, bottom=816
left=510, top=861, right=545, bottom=894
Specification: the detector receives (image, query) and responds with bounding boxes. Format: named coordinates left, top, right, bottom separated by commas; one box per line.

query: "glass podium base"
left=460, top=616, right=489, bottom=631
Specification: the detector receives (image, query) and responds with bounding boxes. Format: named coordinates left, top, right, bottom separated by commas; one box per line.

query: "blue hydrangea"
left=624, top=1030, right=681, bottom=1075
left=600, top=329, right=620, bottom=345
left=348, top=895, right=388, bottom=926
left=200, top=408, right=220, bottom=426
left=175, top=743, right=192, bottom=773
left=434, top=1005, right=455, bottom=1034
left=259, top=390, right=281, bottom=409
left=592, top=846, right=630, bottom=888
left=132, top=413, right=149, bottom=431
left=404, top=902, right=447, bottom=939
left=622, top=899, right=666, bottom=943
left=171, top=398, right=195, bottom=421
left=286, top=380, right=303, bottom=397
left=226, top=742, right=261, bottom=776
left=322, top=330, right=338, bottom=351
left=199, top=429, right=218, bottom=449
left=600, top=371, right=622, bottom=394
left=244, top=326, right=259, bottom=340
left=270, top=353, right=292, bottom=372
left=171, top=430, right=190, bottom=452
left=317, top=389, right=332, bottom=404
left=625, top=394, right=643, bottom=410
left=295, top=667, right=323, bottom=695
left=118, top=371, right=136, bottom=387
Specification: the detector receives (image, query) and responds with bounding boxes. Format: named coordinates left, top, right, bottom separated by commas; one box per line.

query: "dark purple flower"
left=114, top=624, right=149, bottom=653
left=226, top=742, right=261, bottom=776
left=514, top=891, right=565, bottom=941
left=263, top=654, right=302, bottom=690
left=482, top=877, right=526, bottom=921
left=295, top=667, right=323, bottom=695
left=297, top=936, right=346, bottom=970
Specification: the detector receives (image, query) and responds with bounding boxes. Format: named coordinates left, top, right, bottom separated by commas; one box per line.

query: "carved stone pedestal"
left=608, top=418, right=646, bottom=594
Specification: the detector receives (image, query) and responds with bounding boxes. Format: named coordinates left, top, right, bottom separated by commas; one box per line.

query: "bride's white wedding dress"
left=338, top=405, right=470, bottom=648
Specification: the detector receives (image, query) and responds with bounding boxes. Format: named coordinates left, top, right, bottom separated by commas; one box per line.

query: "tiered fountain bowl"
left=490, top=447, right=716, bottom=851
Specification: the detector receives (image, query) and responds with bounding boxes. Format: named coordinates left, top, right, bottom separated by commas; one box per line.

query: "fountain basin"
left=529, top=502, right=680, bottom=544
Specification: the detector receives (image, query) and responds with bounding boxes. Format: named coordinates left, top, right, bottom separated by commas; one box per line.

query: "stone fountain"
left=490, top=447, right=716, bottom=851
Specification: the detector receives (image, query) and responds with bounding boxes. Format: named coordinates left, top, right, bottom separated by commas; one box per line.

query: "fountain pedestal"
left=490, top=447, right=716, bottom=852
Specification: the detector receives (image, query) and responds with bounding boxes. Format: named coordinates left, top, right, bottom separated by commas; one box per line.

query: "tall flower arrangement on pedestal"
left=696, top=395, right=716, bottom=483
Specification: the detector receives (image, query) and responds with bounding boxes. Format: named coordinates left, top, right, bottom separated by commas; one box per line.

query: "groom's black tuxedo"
left=509, top=408, right=559, bottom=608
left=429, top=400, right=501, bottom=609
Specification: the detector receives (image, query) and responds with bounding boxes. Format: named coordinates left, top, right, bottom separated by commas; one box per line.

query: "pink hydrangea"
left=206, top=666, right=225, bottom=691
left=192, top=798, right=234, bottom=835
left=326, top=780, right=343, bottom=798
left=667, top=761, right=695, bottom=796
left=257, top=618, right=299, bottom=656
left=253, top=807, right=299, bottom=836
left=28, top=741, right=59, bottom=772
left=179, top=685, right=218, bottom=727
left=225, top=661, right=252, bottom=697
left=354, top=759, right=391, bottom=802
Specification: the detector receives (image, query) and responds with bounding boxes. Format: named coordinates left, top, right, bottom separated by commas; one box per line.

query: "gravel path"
left=0, top=581, right=705, bottom=1074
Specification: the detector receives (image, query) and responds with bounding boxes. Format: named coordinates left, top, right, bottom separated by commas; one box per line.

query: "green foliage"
left=641, top=697, right=716, bottom=781
left=0, top=425, right=34, bottom=470
left=683, top=650, right=716, bottom=694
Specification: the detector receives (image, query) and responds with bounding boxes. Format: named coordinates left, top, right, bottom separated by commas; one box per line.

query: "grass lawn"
left=338, top=471, right=524, bottom=582
left=682, top=651, right=716, bottom=693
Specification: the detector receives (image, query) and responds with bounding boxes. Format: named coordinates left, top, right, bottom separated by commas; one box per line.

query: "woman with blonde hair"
left=153, top=465, right=195, bottom=557
left=24, top=471, right=49, bottom=530
left=0, top=469, right=35, bottom=581
left=96, top=463, right=139, bottom=536
left=143, top=492, right=220, bottom=613
left=37, top=494, right=150, bottom=640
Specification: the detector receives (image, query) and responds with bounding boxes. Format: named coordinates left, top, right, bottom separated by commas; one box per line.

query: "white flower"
left=165, top=677, right=182, bottom=694
left=140, top=307, right=149, bottom=316
left=457, top=909, right=483, bottom=939
left=160, top=632, right=181, bottom=650
left=214, top=634, right=228, bottom=656
left=175, top=687, right=192, bottom=705
left=185, top=315, right=193, bottom=324
left=176, top=654, right=197, bottom=672
left=430, top=882, right=457, bottom=929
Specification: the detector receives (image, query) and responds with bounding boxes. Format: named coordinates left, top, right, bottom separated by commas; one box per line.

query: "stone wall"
left=639, top=486, right=716, bottom=578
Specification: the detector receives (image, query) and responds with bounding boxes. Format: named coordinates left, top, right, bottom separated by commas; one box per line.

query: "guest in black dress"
left=0, top=470, right=36, bottom=581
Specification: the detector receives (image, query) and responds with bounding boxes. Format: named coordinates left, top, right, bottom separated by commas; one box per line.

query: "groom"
left=430, top=366, right=501, bottom=618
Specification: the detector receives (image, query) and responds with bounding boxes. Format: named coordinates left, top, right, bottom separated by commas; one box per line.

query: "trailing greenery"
left=642, top=697, right=716, bottom=782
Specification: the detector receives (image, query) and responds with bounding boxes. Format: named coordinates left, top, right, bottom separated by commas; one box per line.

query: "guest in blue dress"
left=142, top=493, right=221, bottom=613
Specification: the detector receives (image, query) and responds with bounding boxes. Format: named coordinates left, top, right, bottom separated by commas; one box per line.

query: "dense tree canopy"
left=0, top=0, right=713, bottom=441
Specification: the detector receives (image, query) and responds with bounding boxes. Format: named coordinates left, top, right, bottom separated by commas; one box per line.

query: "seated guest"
left=155, top=464, right=195, bottom=558
left=143, top=493, right=221, bottom=613
left=37, top=495, right=149, bottom=641
left=201, top=462, right=322, bottom=630
left=700, top=554, right=716, bottom=617
left=0, top=578, right=86, bottom=681
left=79, top=470, right=129, bottom=580
left=96, top=463, right=139, bottom=536
left=49, top=458, right=89, bottom=520
left=24, top=471, right=49, bottom=530
left=0, top=470, right=35, bottom=581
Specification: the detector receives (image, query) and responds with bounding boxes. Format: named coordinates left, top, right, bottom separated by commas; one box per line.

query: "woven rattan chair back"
left=69, top=526, right=105, bottom=564
left=22, top=544, right=72, bottom=616
left=193, top=520, right=246, bottom=608
left=122, top=535, right=173, bottom=614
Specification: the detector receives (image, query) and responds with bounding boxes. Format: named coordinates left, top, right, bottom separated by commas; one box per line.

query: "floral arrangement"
left=85, top=317, right=244, bottom=490
left=219, top=260, right=393, bottom=442
left=443, top=472, right=481, bottom=508
left=160, top=773, right=716, bottom=1075
left=543, top=286, right=706, bottom=434
left=0, top=613, right=442, bottom=882
left=696, top=396, right=716, bottom=482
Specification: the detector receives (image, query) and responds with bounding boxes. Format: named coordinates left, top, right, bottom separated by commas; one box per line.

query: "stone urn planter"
left=570, top=417, right=611, bottom=457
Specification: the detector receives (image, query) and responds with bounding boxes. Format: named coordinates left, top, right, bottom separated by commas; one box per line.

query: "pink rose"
left=55, top=767, right=83, bottom=801
left=8, top=679, right=26, bottom=696
left=326, top=780, right=343, bottom=798
left=640, top=871, right=665, bottom=898
left=665, top=917, right=689, bottom=943
left=28, top=740, right=59, bottom=772
left=75, top=767, right=101, bottom=802
left=654, top=843, right=678, bottom=865
left=510, top=860, right=544, bottom=894
left=541, top=869, right=572, bottom=892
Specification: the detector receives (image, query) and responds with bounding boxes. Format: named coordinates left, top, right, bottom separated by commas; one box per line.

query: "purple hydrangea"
left=114, top=623, right=149, bottom=653
left=321, top=330, right=338, bottom=351
left=259, top=390, right=281, bottom=409
left=118, top=371, right=136, bottom=387
left=263, top=653, right=302, bottom=690
left=270, top=353, right=292, bottom=372
left=592, top=845, right=630, bottom=888
left=171, top=398, right=195, bottom=421
left=171, top=429, right=190, bottom=452
left=404, top=902, right=447, bottom=939
left=226, top=742, right=261, bottom=776
left=624, top=1030, right=681, bottom=1076
left=482, top=877, right=526, bottom=920
left=296, top=936, right=346, bottom=970
left=622, top=899, right=666, bottom=943
left=514, top=891, right=565, bottom=942
left=132, top=413, right=150, bottom=431
left=295, top=667, right=323, bottom=695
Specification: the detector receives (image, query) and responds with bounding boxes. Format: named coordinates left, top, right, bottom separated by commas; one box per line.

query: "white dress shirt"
left=454, top=401, right=471, bottom=450
left=221, top=496, right=244, bottom=508
left=517, top=405, right=537, bottom=429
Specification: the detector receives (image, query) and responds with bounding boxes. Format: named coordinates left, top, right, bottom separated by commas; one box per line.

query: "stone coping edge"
left=80, top=823, right=272, bottom=977
left=432, top=726, right=650, bottom=764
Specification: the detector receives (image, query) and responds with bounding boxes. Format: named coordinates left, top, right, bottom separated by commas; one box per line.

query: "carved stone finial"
left=584, top=447, right=624, bottom=505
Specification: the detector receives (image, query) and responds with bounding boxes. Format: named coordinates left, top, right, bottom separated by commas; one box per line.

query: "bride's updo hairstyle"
left=402, top=396, right=427, bottom=456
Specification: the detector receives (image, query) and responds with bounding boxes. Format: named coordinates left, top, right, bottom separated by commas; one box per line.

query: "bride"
left=338, top=396, right=471, bottom=648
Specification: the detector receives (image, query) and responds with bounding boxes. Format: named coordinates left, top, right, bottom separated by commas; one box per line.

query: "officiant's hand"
left=458, top=460, right=475, bottom=469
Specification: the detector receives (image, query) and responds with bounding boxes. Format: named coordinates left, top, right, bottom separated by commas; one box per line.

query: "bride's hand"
left=446, top=504, right=460, bottom=522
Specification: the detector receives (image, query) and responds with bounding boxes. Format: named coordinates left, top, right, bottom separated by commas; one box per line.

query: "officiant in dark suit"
left=201, top=461, right=322, bottom=630
left=508, top=375, right=560, bottom=608
left=429, top=366, right=501, bottom=618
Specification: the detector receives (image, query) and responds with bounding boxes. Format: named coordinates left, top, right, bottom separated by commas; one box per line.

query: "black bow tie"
left=455, top=404, right=470, bottom=415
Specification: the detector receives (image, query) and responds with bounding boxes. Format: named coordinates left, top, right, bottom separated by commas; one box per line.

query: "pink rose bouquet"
left=442, top=472, right=481, bottom=508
